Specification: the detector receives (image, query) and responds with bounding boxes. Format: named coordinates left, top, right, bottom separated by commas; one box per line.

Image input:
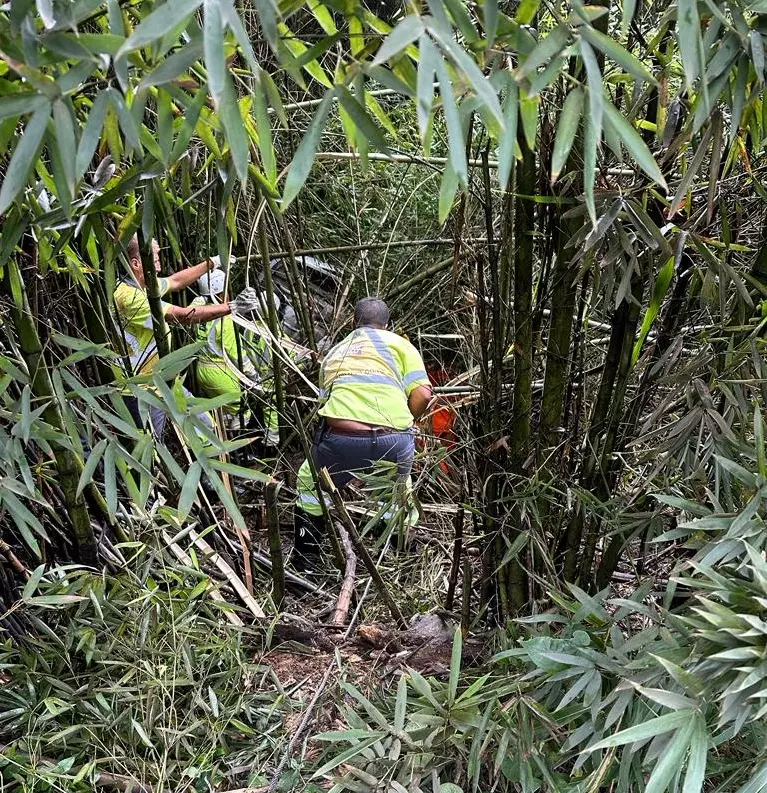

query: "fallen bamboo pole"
left=319, top=467, right=406, bottom=629
left=162, top=530, right=245, bottom=627
left=188, top=528, right=266, bottom=619
left=232, top=237, right=488, bottom=263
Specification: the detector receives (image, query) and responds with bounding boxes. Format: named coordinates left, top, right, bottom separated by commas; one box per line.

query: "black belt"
left=327, top=424, right=401, bottom=436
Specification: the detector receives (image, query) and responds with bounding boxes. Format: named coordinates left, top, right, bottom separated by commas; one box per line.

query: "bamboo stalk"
left=315, top=151, right=498, bottom=169
left=265, top=481, right=285, bottom=609
left=255, top=192, right=286, bottom=445
left=234, top=237, right=488, bottom=263
left=445, top=506, right=464, bottom=612
left=138, top=231, right=171, bottom=360
left=461, top=556, right=472, bottom=636
left=268, top=200, right=317, bottom=351
left=318, top=467, right=406, bottom=629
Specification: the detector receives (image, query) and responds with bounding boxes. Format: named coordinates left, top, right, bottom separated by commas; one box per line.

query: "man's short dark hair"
left=126, top=234, right=141, bottom=262
left=354, top=297, right=390, bottom=329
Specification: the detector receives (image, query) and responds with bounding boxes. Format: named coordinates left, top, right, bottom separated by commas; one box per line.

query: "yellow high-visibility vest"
left=319, top=327, right=430, bottom=431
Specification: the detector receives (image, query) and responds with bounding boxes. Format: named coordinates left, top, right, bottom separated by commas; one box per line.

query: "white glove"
left=209, top=253, right=237, bottom=270
left=265, top=428, right=280, bottom=447
left=230, top=287, right=261, bottom=316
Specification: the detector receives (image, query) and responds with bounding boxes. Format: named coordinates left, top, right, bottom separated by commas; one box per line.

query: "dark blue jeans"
left=311, top=424, right=415, bottom=490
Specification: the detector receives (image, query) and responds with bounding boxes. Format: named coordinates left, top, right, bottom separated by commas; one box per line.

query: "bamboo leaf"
left=52, top=99, right=76, bottom=196
left=76, top=91, right=109, bottom=180
left=435, top=53, right=468, bottom=186
left=583, top=103, right=599, bottom=226
left=484, top=0, right=499, bottom=47
left=438, top=161, right=459, bottom=224
left=645, top=719, right=695, bottom=793
left=519, top=88, right=538, bottom=154
left=106, top=89, right=142, bottom=156
left=373, top=14, right=424, bottom=65
left=253, top=0, right=278, bottom=50
left=0, top=104, right=50, bottom=215
left=580, top=38, right=603, bottom=133
left=253, top=74, right=276, bottom=184
left=178, top=461, right=201, bottom=518
left=622, top=0, right=637, bottom=37
left=603, top=100, right=666, bottom=188
left=394, top=674, right=407, bottom=732
left=426, top=20, right=504, bottom=125
left=139, top=41, right=203, bottom=89
left=444, top=0, right=478, bottom=42
left=587, top=710, right=694, bottom=750
left=632, top=255, right=674, bottom=364
left=677, top=0, right=704, bottom=88
left=218, top=0, right=258, bottom=73
left=0, top=93, right=49, bottom=122
left=416, top=34, right=439, bottom=143
left=218, top=76, right=249, bottom=181
left=104, top=442, right=117, bottom=518
left=682, top=715, right=708, bottom=793
left=516, top=24, right=570, bottom=80
left=203, top=0, right=225, bottom=103
left=117, top=0, right=204, bottom=57
left=551, top=87, right=583, bottom=183
left=282, top=89, right=334, bottom=209
left=37, top=0, right=56, bottom=28
left=22, top=565, right=46, bottom=601
left=310, top=735, right=384, bottom=780
left=77, top=439, right=107, bottom=498
left=752, top=30, right=765, bottom=82
left=580, top=25, right=656, bottom=83
left=338, top=86, right=391, bottom=154
left=448, top=627, right=463, bottom=704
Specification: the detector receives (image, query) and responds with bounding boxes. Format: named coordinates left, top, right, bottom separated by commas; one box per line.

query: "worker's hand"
left=209, top=253, right=236, bottom=271
left=230, top=287, right=261, bottom=316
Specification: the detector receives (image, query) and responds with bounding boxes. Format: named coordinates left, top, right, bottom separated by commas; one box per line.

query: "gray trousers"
left=312, top=424, right=415, bottom=490
left=126, top=386, right=212, bottom=440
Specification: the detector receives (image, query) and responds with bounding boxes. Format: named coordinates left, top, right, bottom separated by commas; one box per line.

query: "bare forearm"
left=166, top=301, right=231, bottom=325
left=408, top=386, right=433, bottom=420
left=166, top=260, right=215, bottom=292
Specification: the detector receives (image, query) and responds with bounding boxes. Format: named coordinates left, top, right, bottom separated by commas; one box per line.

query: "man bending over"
left=294, top=297, right=432, bottom=570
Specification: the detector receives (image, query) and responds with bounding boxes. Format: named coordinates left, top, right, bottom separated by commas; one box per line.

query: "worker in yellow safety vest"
left=293, top=297, right=432, bottom=571
left=194, top=268, right=280, bottom=446
left=113, top=234, right=259, bottom=438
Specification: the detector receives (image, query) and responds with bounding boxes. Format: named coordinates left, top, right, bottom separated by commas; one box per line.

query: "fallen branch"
left=188, top=528, right=266, bottom=619
left=162, top=530, right=244, bottom=627
left=319, top=468, right=407, bottom=629
left=331, top=521, right=357, bottom=626
left=233, top=237, right=489, bottom=262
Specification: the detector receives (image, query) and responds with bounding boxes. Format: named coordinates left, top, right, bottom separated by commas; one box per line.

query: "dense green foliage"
left=3, top=0, right=767, bottom=791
